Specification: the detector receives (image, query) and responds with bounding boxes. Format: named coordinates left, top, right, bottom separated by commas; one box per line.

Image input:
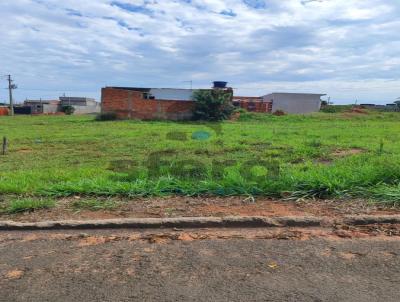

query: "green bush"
left=192, top=89, right=234, bottom=121
left=61, top=105, right=75, bottom=115
left=95, top=112, right=118, bottom=121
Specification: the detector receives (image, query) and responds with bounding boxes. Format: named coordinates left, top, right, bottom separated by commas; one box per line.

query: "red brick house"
left=101, top=87, right=197, bottom=120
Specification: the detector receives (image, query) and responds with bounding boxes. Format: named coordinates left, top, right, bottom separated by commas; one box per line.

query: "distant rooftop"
left=59, top=96, right=95, bottom=101
left=25, top=99, right=59, bottom=104
left=265, top=92, right=327, bottom=96
left=106, top=87, right=211, bottom=91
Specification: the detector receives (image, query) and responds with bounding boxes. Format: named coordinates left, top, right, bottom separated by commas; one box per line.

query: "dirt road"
left=1, top=228, right=400, bottom=302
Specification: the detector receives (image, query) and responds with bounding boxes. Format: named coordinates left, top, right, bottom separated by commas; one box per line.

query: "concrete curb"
left=0, top=216, right=319, bottom=230
left=0, top=215, right=399, bottom=231
left=342, top=215, right=400, bottom=226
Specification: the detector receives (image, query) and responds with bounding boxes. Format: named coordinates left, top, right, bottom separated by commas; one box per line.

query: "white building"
left=262, top=93, right=325, bottom=114
left=59, top=97, right=101, bottom=114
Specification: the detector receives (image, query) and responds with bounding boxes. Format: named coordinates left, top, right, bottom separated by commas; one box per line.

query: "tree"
left=192, top=89, right=234, bottom=121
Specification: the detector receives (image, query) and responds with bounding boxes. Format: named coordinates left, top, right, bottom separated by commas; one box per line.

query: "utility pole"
left=7, top=75, right=16, bottom=116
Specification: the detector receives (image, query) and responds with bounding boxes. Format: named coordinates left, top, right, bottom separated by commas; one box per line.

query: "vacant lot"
left=1, top=112, right=400, bottom=204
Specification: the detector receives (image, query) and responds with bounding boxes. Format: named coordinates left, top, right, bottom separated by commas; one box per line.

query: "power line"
left=16, top=88, right=96, bottom=92
left=8, top=85, right=400, bottom=92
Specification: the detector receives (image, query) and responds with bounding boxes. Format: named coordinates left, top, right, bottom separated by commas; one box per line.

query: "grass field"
left=1, top=111, right=400, bottom=204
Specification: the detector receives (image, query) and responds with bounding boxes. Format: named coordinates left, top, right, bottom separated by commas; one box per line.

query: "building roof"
left=107, top=87, right=151, bottom=92
left=25, top=100, right=60, bottom=104
left=264, top=92, right=326, bottom=97
left=106, top=86, right=211, bottom=91
left=59, top=97, right=95, bottom=102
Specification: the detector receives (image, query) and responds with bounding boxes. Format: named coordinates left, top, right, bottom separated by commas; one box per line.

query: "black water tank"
left=213, top=81, right=228, bottom=88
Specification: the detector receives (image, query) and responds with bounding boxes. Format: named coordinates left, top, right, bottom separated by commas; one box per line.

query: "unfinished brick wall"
left=233, top=97, right=272, bottom=113
left=101, top=87, right=195, bottom=120
left=239, top=101, right=272, bottom=113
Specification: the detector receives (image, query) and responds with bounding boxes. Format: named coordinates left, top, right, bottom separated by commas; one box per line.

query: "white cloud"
left=0, top=0, right=399, bottom=104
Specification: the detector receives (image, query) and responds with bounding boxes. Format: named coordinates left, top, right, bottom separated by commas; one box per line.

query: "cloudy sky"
left=0, top=0, right=399, bottom=104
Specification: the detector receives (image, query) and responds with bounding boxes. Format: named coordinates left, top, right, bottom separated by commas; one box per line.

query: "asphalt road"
left=0, top=228, right=399, bottom=302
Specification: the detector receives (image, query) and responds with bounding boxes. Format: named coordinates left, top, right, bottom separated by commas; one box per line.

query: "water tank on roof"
left=213, top=81, right=228, bottom=88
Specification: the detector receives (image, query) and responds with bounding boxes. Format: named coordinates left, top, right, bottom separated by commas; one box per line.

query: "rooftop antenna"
left=182, top=80, right=193, bottom=90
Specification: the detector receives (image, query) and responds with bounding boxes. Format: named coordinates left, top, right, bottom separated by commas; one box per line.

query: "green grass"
left=4, top=198, right=56, bottom=214
left=1, top=112, right=400, bottom=203
left=72, top=198, right=119, bottom=211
